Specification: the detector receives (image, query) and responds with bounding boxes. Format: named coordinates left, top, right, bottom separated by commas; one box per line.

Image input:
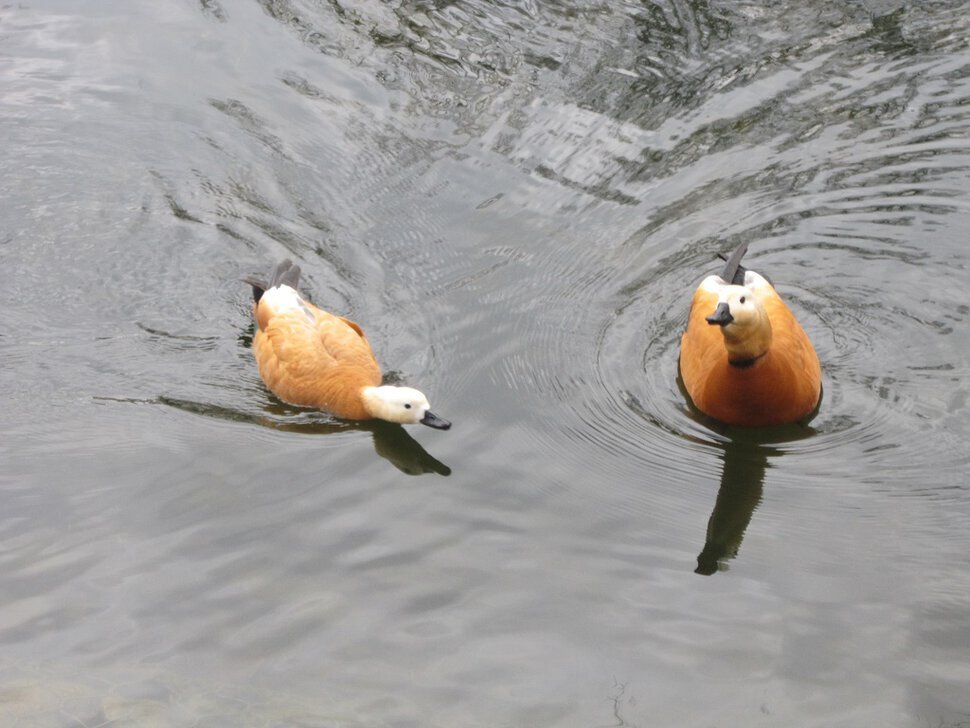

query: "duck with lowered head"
left=243, top=259, right=451, bottom=430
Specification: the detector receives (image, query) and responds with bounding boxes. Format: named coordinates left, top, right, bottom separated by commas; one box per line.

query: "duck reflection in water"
left=678, top=242, right=821, bottom=573
left=695, top=437, right=772, bottom=575
left=365, top=419, right=451, bottom=476
left=693, top=424, right=814, bottom=575
left=159, top=396, right=451, bottom=477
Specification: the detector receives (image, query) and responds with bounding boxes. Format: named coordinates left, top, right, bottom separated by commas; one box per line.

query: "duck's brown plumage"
left=679, top=244, right=821, bottom=427
left=245, top=260, right=381, bottom=419
left=244, top=260, right=451, bottom=430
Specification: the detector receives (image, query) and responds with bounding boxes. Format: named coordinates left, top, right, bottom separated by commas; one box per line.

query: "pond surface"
left=2, top=1, right=969, bottom=725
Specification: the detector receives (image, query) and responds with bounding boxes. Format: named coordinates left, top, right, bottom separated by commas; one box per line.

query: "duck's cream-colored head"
left=361, top=386, right=451, bottom=429
left=705, top=277, right=772, bottom=365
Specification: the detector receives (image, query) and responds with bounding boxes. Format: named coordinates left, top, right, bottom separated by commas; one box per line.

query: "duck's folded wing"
left=259, top=310, right=339, bottom=382
left=311, top=310, right=382, bottom=384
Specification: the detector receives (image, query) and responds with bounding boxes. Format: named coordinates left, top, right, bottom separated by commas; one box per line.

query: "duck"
left=678, top=242, right=821, bottom=427
left=242, top=259, right=451, bottom=429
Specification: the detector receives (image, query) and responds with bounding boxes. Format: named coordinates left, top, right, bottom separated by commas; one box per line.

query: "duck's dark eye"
left=404, top=403, right=412, bottom=409
left=739, top=296, right=746, bottom=304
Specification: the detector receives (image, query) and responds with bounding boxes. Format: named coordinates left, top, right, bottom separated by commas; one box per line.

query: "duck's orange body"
left=679, top=243, right=821, bottom=427
left=243, top=260, right=450, bottom=429
left=251, top=290, right=380, bottom=419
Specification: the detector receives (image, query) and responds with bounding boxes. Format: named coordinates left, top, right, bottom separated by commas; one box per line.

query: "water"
left=2, top=1, right=969, bottom=725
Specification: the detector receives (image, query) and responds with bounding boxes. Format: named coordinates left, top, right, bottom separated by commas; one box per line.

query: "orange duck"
left=679, top=242, right=821, bottom=427
left=243, top=260, right=450, bottom=429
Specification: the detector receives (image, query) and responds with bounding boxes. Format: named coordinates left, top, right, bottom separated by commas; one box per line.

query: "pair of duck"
left=243, top=242, right=821, bottom=430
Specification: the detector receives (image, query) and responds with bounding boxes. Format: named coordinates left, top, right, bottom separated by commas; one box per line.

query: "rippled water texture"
left=2, top=1, right=969, bottom=725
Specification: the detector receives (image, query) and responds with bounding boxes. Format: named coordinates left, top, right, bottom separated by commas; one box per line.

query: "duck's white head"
left=361, top=385, right=451, bottom=429
left=705, top=278, right=772, bottom=364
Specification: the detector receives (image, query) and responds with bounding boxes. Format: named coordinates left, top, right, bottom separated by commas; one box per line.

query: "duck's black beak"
left=420, top=411, right=451, bottom=430
left=706, top=302, right=734, bottom=327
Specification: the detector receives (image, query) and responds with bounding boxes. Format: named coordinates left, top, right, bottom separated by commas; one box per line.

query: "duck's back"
left=252, top=285, right=381, bottom=416
left=680, top=280, right=821, bottom=426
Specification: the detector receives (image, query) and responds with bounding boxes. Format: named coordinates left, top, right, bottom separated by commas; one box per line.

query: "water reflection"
left=695, top=438, right=771, bottom=575
left=158, top=396, right=451, bottom=476
left=694, top=425, right=815, bottom=575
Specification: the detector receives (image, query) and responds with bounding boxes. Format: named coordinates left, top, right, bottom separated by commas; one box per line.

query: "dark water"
left=2, top=1, right=969, bottom=725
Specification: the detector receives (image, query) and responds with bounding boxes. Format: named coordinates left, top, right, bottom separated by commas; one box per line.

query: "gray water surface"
left=2, top=1, right=969, bottom=726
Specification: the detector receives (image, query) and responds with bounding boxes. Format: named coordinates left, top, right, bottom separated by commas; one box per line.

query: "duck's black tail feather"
left=270, top=259, right=302, bottom=290
left=717, top=241, right=748, bottom=285
left=242, top=259, right=302, bottom=303
left=241, top=275, right=267, bottom=303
